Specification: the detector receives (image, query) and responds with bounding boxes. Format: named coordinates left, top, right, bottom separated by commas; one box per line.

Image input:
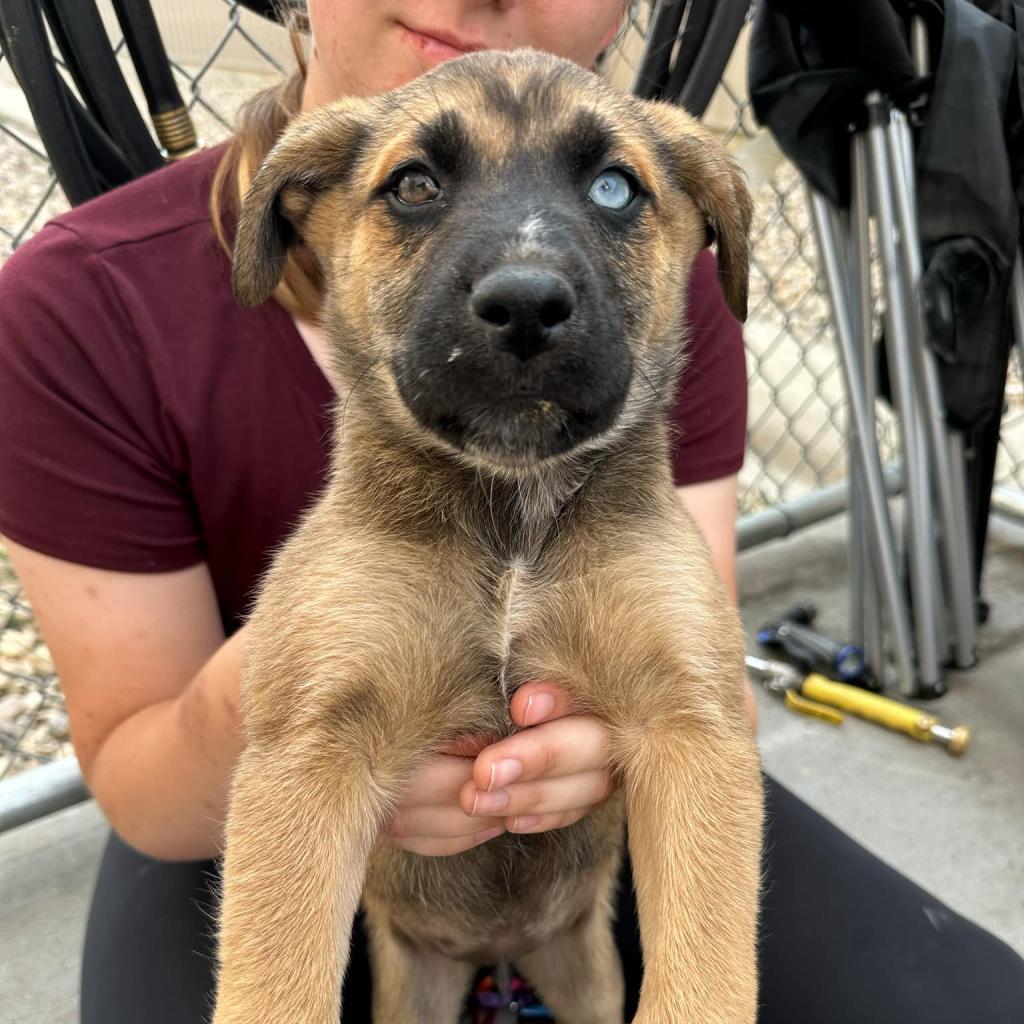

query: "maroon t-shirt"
left=0, top=145, right=746, bottom=632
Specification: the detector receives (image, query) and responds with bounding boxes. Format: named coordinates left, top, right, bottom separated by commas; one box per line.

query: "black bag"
left=748, top=0, right=920, bottom=208
left=750, top=0, right=1021, bottom=432
left=914, top=0, right=1018, bottom=433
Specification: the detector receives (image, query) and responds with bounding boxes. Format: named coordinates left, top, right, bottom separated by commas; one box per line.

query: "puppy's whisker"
left=424, top=72, right=446, bottom=125
left=335, top=354, right=384, bottom=438
left=636, top=365, right=661, bottom=405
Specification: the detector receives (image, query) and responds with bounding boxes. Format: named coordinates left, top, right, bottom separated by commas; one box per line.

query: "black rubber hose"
left=60, top=74, right=142, bottom=193
left=676, top=0, right=749, bottom=118
left=39, top=0, right=163, bottom=176
left=236, top=0, right=283, bottom=21
left=109, top=0, right=196, bottom=156
left=661, top=0, right=715, bottom=104
left=632, top=0, right=688, bottom=99
left=108, top=0, right=181, bottom=116
left=0, top=0, right=104, bottom=204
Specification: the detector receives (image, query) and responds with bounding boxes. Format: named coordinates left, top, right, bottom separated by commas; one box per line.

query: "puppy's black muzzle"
left=394, top=202, right=634, bottom=467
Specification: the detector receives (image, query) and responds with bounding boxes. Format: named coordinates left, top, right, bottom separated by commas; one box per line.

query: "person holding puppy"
left=0, top=2, right=1021, bottom=1022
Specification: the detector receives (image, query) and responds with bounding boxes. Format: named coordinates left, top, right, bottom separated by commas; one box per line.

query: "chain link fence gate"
left=1, top=0, right=1023, bottom=780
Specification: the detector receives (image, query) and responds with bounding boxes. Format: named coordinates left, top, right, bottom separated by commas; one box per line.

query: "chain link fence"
left=1, top=0, right=1023, bottom=779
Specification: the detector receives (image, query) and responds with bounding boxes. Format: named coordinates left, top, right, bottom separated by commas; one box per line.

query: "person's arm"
left=0, top=225, right=252, bottom=859
left=676, top=474, right=739, bottom=603
left=676, top=473, right=757, bottom=728
left=4, top=540, right=245, bottom=861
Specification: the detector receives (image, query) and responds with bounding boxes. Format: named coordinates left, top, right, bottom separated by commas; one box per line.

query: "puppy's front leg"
left=213, top=740, right=392, bottom=1024
left=212, top=518, right=495, bottom=1023
left=531, top=539, right=763, bottom=1024
left=615, top=714, right=762, bottom=1024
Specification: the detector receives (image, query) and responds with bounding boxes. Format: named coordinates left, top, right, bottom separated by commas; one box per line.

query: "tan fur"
left=215, top=50, right=762, bottom=1024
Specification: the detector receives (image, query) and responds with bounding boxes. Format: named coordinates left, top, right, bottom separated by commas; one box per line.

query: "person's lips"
left=399, top=23, right=487, bottom=66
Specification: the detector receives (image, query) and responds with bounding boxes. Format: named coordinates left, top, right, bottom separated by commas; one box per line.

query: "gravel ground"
left=0, top=544, right=71, bottom=780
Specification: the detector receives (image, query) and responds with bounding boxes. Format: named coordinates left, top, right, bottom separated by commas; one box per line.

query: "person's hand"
left=380, top=682, right=615, bottom=856
left=380, top=676, right=756, bottom=857
left=460, top=681, right=617, bottom=837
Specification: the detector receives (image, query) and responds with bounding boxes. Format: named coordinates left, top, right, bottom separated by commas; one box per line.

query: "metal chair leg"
left=848, top=133, right=887, bottom=679
left=838, top=205, right=868, bottom=650
left=808, top=188, right=917, bottom=695
left=886, top=111, right=977, bottom=671
left=864, top=94, right=944, bottom=695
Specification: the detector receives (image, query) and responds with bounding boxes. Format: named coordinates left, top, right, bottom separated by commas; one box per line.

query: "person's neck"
left=299, top=61, right=332, bottom=114
left=292, top=316, right=343, bottom=392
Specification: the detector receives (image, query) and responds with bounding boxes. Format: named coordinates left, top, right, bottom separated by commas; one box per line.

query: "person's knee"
left=921, top=910, right=1024, bottom=1023
left=81, top=831, right=219, bottom=1024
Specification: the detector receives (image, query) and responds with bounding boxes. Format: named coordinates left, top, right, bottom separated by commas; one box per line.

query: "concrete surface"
left=740, top=514, right=1024, bottom=958
left=1, top=512, right=1022, bottom=1023
left=0, top=801, right=106, bottom=1024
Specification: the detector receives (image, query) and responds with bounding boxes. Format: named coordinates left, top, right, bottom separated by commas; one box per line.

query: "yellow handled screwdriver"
left=745, top=655, right=971, bottom=756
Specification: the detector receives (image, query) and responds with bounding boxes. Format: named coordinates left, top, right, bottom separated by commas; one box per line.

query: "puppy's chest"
left=468, top=478, right=589, bottom=702
left=492, top=558, right=535, bottom=702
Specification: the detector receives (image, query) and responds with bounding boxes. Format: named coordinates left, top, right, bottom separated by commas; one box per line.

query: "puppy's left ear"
left=232, top=101, right=372, bottom=307
left=644, top=102, right=753, bottom=322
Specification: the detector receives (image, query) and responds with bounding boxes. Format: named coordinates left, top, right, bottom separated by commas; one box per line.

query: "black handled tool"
left=757, top=602, right=881, bottom=691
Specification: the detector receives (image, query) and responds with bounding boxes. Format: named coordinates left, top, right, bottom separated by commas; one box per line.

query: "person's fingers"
left=470, top=714, right=611, bottom=793
left=399, top=754, right=475, bottom=807
left=380, top=826, right=505, bottom=858
left=388, top=801, right=505, bottom=840
left=504, top=807, right=590, bottom=835
left=460, top=769, right=615, bottom=820
left=508, top=681, right=581, bottom=729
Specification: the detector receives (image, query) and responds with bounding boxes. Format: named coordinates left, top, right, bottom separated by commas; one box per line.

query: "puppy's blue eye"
left=588, top=169, right=635, bottom=210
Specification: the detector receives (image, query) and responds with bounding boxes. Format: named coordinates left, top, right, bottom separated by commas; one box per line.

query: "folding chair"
left=751, top=0, right=1022, bottom=696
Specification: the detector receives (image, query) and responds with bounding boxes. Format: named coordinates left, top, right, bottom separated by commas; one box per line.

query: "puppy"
left=215, top=49, right=762, bottom=1024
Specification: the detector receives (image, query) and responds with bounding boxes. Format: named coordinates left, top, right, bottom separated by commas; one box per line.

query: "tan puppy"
left=215, top=49, right=762, bottom=1024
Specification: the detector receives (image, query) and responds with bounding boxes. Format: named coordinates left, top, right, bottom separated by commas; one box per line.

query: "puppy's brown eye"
left=394, top=169, right=441, bottom=206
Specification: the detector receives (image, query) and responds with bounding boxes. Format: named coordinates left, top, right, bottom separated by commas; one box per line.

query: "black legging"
left=81, top=776, right=1024, bottom=1022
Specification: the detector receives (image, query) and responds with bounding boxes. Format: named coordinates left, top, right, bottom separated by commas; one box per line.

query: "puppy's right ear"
left=231, top=104, right=371, bottom=307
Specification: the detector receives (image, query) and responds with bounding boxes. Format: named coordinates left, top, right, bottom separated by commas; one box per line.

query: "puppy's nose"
left=470, top=265, right=576, bottom=361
